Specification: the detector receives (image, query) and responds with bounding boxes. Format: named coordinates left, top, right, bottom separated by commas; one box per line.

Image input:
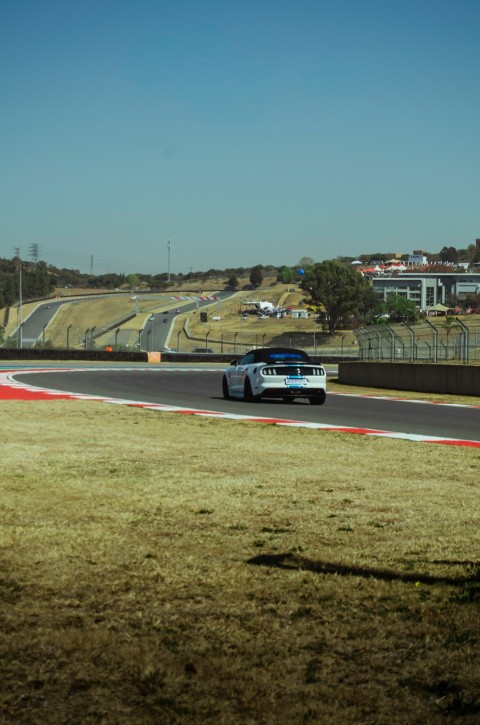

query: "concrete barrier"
left=147, top=352, right=161, bottom=363
left=0, top=348, right=148, bottom=362
left=338, top=362, right=480, bottom=397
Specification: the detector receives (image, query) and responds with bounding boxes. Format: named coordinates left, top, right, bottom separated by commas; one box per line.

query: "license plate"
left=285, top=377, right=307, bottom=387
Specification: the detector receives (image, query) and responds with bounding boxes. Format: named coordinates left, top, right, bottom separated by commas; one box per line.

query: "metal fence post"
left=402, top=322, right=416, bottom=362
left=455, top=318, right=469, bottom=364
left=424, top=318, right=438, bottom=363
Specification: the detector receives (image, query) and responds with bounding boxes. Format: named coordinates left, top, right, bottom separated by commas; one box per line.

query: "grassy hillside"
left=3, top=277, right=480, bottom=356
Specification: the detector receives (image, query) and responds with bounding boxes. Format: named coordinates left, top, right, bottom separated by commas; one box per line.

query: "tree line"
left=0, top=257, right=281, bottom=310
left=0, top=258, right=53, bottom=309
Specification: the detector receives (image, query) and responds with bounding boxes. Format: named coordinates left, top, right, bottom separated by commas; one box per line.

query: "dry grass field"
left=1, top=399, right=480, bottom=723
left=164, top=283, right=357, bottom=354
left=44, top=296, right=172, bottom=350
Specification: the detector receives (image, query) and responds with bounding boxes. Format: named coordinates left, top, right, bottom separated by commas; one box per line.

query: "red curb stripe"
left=0, top=386, right=75, bottom=401
left=2, top=369, right=480, bottom=448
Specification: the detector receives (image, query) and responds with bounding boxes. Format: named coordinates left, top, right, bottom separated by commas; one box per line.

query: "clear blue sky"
left=1, top=0, right=479, bottom=275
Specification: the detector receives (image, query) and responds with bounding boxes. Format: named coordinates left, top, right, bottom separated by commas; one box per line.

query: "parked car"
left=222, top=347, right=327, bottom=404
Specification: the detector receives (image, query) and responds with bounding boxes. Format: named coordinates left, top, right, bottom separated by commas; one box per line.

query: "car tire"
left=222, top=376, right=231, bottom=400
left=244, top=378, right=260, bottom=402
left=309, top=393, right=326, bottom=405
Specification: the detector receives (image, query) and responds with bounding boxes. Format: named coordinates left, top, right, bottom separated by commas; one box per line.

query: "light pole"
left=19, top=262, right=23, bottom=349
left=66, top=324, right=72, bottom=350
left=15, top=253, right=23, bottom=349
left=149, top=315, right=155, bottom=352
left=167, top=239, right=172, bottom=283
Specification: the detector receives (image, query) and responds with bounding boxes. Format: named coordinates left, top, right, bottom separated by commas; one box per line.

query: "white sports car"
left=222, top=347, right=327, bottom=404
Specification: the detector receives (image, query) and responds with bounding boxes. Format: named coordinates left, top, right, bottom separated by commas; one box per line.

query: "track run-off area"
left=1, top=365, right=480, bottom=448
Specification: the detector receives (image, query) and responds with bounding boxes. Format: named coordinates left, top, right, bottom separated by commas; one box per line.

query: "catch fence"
left=2, top=323, right=359, bottom=358
left=354, top=318, right=480, bottom=364
left=7, top=316, right=479, bottom=363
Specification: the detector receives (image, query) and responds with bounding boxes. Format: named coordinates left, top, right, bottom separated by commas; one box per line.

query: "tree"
left=384, top=294, right=418, bottom=323
left=276, top=266, right=294, bottom=284
left=30, top=262, right=52, bottom=297
left=464, top=292, right=480, bottom=309
left=227, top=273, right=239, bottom=289
left=441, top=315, right=457, bottom=357
left=300, top=260, right=376, bottom=334
left=249, top=265, right=264, bottom=288
left=296, top=256, right=315, bottom=269
left=88, top=273, right=126, bottom=289
left=127, top=274, right=140, bottom=289
left=471, top=247, right=480, bottom=265
left=4, top=274, right=17, bottom=306
left=439, top=246, right=458, bottom=264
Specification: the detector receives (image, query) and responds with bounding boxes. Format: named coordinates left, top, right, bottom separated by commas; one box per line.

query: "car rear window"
left=266, top=351, right=309, bottom=363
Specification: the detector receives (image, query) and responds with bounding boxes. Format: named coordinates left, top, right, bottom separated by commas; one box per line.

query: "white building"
left=371, top=272, right=480, bottom=310
left=407, top=252, right=428, bottom=266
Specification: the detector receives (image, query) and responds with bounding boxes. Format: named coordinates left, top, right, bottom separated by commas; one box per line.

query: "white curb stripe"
left=1, top=368, right=479, bottom=448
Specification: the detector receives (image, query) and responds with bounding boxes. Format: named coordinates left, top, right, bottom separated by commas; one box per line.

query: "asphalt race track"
left=9, top=366, right=480, bottom=445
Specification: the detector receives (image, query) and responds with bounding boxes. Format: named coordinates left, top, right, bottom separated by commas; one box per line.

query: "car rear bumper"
left=258, top=386, right=326, bottom=398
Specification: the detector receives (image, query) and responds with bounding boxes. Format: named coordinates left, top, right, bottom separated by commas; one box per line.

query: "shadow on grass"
left=247, top=552, right=480, bottom=587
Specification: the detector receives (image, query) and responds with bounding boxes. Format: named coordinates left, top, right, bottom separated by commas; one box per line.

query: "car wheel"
left=222, top=376, right=231, bottom=400
left=309, top=393, right=326, bottom=405
left=244, top=378, right=260, bottom=402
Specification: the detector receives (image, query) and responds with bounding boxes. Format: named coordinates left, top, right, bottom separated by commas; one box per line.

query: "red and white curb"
left=1, top=367, right=479, bottom=448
